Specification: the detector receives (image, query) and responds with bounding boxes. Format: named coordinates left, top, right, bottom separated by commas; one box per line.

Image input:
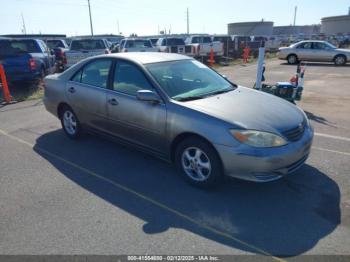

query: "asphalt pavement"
left=0, top=59, right=349, bottom=259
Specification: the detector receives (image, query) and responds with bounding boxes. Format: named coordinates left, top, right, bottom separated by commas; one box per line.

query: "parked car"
left=185, top=35, right=224, bottom=59
left=156, top=37, right=187, bottom=54
left=46, top=39, right=69, bottom=72
left=119, top=38, right=158, bottom=53
left=43, top=53, right=313, bottom=188
left=278, top=40, right=350, bottom=65
left=65, top=38, right=111, bottom=68
left=0, top=38, right=55, bottom=83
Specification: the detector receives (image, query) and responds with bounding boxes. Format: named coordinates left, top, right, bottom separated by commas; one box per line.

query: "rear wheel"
left=334, top=55, right=346, bottom=66
left=60, top=105, right=81, bottom=139
left=287, top=54, right=298, bottom=65
left=175, top=137, right=223, bottom=188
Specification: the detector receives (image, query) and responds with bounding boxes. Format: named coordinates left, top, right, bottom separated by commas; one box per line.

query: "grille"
left=282, top=120, right=306, bottom=142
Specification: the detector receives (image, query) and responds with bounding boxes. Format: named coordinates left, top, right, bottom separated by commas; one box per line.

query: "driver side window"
left=113, top=61, right=153, bottom=96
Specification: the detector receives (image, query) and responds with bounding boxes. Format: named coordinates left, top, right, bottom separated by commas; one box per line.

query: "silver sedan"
left=278, top=40, right=350, bottom=65
left=43, top=53, right=313, bottom=188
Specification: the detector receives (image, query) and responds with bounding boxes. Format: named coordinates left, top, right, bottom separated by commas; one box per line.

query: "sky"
left=0, top=0, right=349, bottom=36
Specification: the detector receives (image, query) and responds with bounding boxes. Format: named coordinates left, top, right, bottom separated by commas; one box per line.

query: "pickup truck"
left=65, top=38, right=111, bottom=68
left=119, top=38, right=158, bottom=53
left=46, top=39, right=69, bottom=72
left=0, top=38, right=55, bottom=83
left=156, top=37, right=187, bottom=54
left=185, top=35, right=224, bottom=59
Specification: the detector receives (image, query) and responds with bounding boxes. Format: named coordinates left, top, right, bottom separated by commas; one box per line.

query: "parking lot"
left=0, top=59, right=349, bottom=258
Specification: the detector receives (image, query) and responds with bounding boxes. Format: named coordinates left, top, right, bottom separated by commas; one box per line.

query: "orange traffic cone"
left=209, top=48, right=214, bottom=67
left=0, top=64, right=11, bottom=103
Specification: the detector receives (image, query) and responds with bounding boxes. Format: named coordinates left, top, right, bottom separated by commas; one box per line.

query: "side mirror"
left=136, top=90, right=161, bottom=104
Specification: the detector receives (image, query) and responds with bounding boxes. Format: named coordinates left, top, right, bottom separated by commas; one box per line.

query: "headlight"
left=230, top=130, right=287, bottom=148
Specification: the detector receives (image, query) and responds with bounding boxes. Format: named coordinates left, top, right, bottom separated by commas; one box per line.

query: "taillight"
left=29, top=58, right=36, bottom=71
left=192, top=46, right=196, bottom=53
left=197, top=45, right=200, bottom=53
left=63, top=53, right=67, bottom=65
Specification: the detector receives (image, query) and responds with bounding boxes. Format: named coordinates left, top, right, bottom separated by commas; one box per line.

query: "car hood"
left=182, top=86, right=305, bottom=134
left=336, top=48, right=350, bottom=53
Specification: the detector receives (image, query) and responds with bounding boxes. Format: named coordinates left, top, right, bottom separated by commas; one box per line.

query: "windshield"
left=47, top=40, right=66, bottom=49
left=125, top=40, right=152, bottom=48
left=70, top=39, right=106, bottom=50
left=146, top=60, right=236, bottom=101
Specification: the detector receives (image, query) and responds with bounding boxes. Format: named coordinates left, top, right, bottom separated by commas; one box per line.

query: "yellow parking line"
left=313, top=146, right=350, bottom=157
left=0, top=128, right=284, bottom=261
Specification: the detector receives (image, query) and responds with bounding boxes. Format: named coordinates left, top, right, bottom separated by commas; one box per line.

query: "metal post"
left=186, top=8, right=189, bottom=35
left=255, top=47, right=265, bottom=90
left=87, top=0, right=94, bottom=36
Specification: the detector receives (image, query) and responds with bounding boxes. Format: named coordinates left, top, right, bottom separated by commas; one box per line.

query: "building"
left=321, top=14, right=350, bottom=35
left=273, top=25, right=321, bottom=36
left=227, top=21, right=274, bottom=36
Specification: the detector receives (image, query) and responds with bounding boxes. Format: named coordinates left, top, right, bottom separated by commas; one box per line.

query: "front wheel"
left=334, top=55, right=346, bottom=66
left=287, top=54, right=298, bottom=65
left=175, top=137, right=223, bottom=188
left=60, top=106, right=81, bottom=139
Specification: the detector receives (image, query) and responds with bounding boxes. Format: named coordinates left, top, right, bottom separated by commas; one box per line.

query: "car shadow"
left=304, top=111, right=336, bottom=127
left=280, top=62, right=350, bottom=68
left=33, top=130, right=341, bottom=257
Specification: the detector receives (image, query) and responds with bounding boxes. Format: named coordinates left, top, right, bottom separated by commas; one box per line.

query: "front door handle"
left=68, top=87, right=76, bottom=93
left=108, top=98, right=118, bottom=106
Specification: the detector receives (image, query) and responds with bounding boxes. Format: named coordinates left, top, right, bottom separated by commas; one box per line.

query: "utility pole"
left=21, top=12, right=27, bottom=34
left=293, top=6, right=297, bottom=27
left=186, top=8, right=189, bottom=35
left=293, top=6, right=297, bottom=36
left=117, top=19, right=120, bottom=35
left=87, top=0, right=94, bottom=36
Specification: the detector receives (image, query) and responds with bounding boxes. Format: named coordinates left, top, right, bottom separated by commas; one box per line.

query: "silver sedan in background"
left=278, top=40, right=350, bottom=65
left=44, top=53, right=313, bottom=188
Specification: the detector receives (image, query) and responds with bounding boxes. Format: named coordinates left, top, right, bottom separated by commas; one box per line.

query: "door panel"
left=65, top=59, right=112, bottom=131
left=296, top=42, right=313, bottom=61
left=106, top=60, right=167, bottom=153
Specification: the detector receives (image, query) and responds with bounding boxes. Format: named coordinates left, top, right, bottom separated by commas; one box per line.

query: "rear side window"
left=71, top=59, right=112, bottom=88
left=297, top=42, right=312, bottom=49
left=9, top=40, right=40, bottom=53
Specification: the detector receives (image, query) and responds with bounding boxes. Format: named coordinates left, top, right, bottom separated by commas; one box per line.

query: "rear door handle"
left=68, top=87, right=76, bottom=93
left=108, top=98, right=118, bottom=106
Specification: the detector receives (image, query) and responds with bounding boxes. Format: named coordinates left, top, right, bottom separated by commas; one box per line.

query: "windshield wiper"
left=203, top=88, right=234, bottom=97
left=175, top=96, right=205, bottom=102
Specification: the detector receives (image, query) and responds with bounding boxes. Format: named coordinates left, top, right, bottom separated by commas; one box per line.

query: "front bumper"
left=214, top=126, right=314, bottom=182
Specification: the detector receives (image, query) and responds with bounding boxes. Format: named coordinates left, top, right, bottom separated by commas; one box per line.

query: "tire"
left=59, top=105, right=82, bottom=139
left=287, top=54, right=298, bottom=65
left=334, top=55, right=346, bottom=66
left=174, top=137, right=223, bottom=188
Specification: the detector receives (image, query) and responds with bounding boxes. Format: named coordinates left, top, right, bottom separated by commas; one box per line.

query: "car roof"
left=104, top=52, right=192, bottom=64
